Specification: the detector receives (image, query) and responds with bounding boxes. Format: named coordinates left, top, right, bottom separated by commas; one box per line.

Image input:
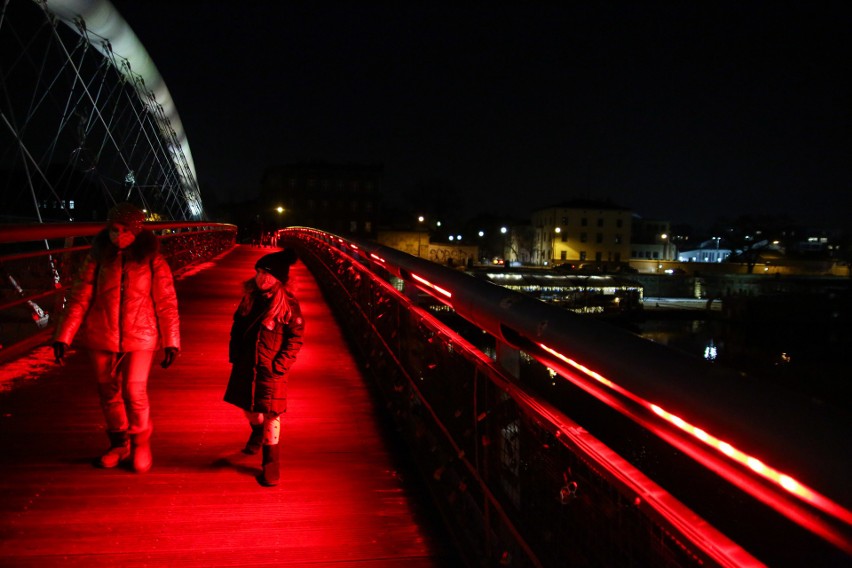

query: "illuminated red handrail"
left=0, top=221, right=237, bottom=361
left=0, top=221, right=237, bottom=244
left=280, top=226, right=852, bottom=560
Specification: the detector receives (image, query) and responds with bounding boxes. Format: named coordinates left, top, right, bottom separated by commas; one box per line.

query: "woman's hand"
left=160, top=347, right=179, bottom=369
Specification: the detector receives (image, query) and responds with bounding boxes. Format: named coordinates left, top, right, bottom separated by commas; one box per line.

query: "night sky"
left=109, top=1, right=851, bottom=232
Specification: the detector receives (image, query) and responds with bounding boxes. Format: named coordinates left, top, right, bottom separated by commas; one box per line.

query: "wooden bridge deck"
left=0, top=245, right=458, bottom=567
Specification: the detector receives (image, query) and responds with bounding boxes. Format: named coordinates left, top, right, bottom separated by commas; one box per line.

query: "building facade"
left=259, top=162, right=382, bottom=237
left=376, top=230, right=478, bottom=268
left=677, top=238, right=732, bottom=263
left=531, top=200, right=632, bottom=268
left=630, top=217, right=678, bottom=261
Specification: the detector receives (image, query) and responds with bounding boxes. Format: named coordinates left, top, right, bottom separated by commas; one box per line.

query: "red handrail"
left=0, top=221, right=237, bottom=362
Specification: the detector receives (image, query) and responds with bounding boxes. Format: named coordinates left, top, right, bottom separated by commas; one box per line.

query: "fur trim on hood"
left=90, top=228, right=159, bottom=263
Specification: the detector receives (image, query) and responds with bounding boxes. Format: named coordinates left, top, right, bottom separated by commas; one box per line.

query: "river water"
left=626, top=313, right=851, bottom=411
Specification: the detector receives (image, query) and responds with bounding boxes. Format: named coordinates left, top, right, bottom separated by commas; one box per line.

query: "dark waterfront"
left=627, top=310, right=851, bottom=411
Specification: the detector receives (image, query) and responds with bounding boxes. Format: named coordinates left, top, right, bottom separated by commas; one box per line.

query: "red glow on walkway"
left=0, top=246, right=452, bottom=565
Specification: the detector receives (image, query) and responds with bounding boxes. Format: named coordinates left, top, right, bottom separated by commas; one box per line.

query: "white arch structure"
left=45, top=0, right=197, bottom=184
left=0, top=0, right=203, bottom=220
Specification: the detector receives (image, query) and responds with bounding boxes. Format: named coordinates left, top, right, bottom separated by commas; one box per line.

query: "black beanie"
left=255, top=249, right=298, bottom=283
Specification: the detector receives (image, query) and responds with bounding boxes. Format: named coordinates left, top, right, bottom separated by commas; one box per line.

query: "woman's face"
left=255, top=268, right=277, bottom=291
left=108, top=223, right=136, bottom=249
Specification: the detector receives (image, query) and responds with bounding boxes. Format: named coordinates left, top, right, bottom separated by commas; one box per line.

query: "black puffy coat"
left=223, top=289, right=304, bottom=415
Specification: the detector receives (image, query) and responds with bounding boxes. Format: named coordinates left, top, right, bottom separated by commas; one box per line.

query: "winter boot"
left=131, top=424, right=153, bottom=473
left=98, top=430, right=131, bottom=468
left=258, top=443, right=280, bottom=487
left=242, top=424, right=264, bottom=455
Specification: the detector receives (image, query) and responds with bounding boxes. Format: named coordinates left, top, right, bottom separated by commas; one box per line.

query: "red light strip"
left=539, top=343, right=644, bottom=404
left=538, top=342, right=852, bottom=530
left=411, top=273, right=452, bottom=299
left=650, top=404, right=852, bottom=527
left=369, top=253, right=386, bottom=264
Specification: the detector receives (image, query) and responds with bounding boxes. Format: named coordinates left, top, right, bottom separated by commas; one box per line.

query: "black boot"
left=258, top=444, right=280, bottom=487
left=242, top=424, right=264, bottom=455
left=97, top=430, right=131, bottom=468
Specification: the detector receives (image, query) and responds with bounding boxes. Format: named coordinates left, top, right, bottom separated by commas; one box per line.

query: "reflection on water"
left=629, top=316, right=851, bottom=409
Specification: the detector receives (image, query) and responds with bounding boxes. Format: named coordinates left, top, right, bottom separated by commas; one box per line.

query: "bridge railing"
left=281, top=227, right=851, bottom=568
left=0, top=222, right=236, bottom=362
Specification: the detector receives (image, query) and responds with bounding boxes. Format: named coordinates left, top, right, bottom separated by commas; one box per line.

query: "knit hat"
left=107, top=202, right=146, bottom=235
left=255, top=248, right=298, bottom=283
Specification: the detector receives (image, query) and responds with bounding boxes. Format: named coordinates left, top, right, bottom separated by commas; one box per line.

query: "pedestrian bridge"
left=3, top=2, right=850, bottom=563
left=1, top=225, right=850, bottom=567
left=0, top=238, right=456, bottom=566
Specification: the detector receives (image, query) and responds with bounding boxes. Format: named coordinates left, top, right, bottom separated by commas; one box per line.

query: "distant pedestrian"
left=224, top=248, right=304, bottom=486
left=53, top=202, right=180, bottom=473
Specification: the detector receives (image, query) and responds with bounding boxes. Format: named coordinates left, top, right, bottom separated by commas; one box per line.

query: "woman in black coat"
left=224, top=249, right=304, bottom=486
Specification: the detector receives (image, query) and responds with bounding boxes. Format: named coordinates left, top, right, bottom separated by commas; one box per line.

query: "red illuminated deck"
left=0, top=245, right=455, bottom=566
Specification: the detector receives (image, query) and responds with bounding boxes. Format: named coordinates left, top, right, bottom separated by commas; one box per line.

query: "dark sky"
left=109, top=1, right=851, bottom=232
